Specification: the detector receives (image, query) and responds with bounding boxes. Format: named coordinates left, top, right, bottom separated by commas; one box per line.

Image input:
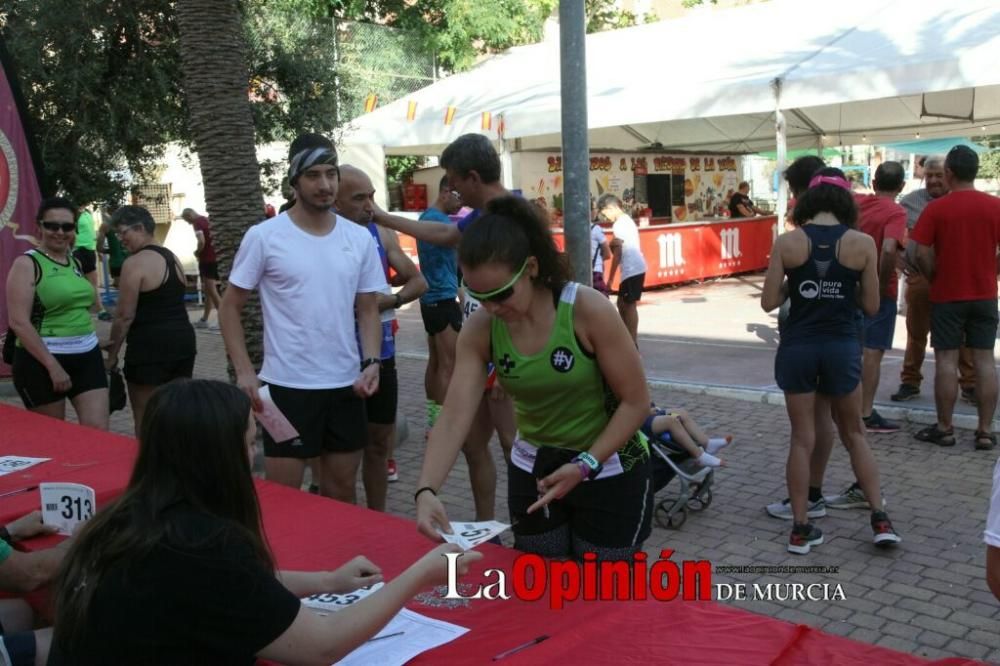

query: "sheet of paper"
left=336, top=608, right=468, bottom=666
left=0, top=456, right=50, bottom=476
left=302, top=583, right=384, bottom=612
left=256, top=385, right=300, bottom=443
left=40, top=482, right=96, bottom=535
left=439, top=520, right=510, bottom=550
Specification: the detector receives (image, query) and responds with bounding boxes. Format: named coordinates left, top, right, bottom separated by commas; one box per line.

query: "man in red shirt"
left=912, top=145, right=1000, bottom=449
left=856, top=162, right=907, bottom=433
left=181, top=208, right=222, bottom=328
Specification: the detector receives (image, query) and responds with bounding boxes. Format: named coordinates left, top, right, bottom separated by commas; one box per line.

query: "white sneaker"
left=766, top=497, right=826, bottom=520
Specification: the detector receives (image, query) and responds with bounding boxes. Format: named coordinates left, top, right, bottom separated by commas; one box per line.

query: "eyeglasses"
left=40, top=222, right=77, bottom=233
left=461, top=259, right=528, bottom=303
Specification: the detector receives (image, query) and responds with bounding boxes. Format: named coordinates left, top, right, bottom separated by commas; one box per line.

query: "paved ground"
left=4, top=274, right=1000, bottom=663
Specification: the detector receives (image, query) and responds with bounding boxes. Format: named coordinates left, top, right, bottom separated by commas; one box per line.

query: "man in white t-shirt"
left=219, top=133, right=387, bottom=503
left=985, top=458, right=1000, bottom=601
left=599, top=194, right=648, bottom=343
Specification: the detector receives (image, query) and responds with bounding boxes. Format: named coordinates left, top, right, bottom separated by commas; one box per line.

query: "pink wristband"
left=575, top=460, right=590, bottom=481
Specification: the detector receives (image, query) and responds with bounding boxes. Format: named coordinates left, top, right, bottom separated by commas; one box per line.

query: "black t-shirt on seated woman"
left=48, top=505, right=300, bottom=666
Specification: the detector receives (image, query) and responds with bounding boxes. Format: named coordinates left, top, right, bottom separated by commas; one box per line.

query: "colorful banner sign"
left=0, top=46, right=43, bottom=377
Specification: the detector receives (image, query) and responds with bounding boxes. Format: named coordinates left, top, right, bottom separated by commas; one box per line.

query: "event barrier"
left=395, top=216, right=779, bottom=290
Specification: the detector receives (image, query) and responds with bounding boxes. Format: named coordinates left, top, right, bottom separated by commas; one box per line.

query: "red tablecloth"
left=258, top=481, right=975, bottom=666
left=2, top=407, right=981, bottom=665
left=0, top=404, right=137, bottom=526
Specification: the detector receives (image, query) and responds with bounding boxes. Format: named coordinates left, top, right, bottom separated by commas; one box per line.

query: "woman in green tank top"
left=6, top=198, right=109, bottom=428
left=415, top=196, right=653, bottom=560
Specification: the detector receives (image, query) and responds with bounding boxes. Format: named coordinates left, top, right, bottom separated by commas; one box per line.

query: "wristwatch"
left=573, top=452, right=603, bottom=481
left=360, top=357, right=382, bottom=371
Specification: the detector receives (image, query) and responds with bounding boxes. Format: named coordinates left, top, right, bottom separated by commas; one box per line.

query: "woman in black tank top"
left=761, top=168, right=901, bottom=555
left=103, top=206, right=197, bottom=435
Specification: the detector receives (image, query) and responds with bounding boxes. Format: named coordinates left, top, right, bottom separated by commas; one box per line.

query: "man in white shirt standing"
left=219, top=133, right=386, bottom=503
left=599, top=194, right=648, bottom=344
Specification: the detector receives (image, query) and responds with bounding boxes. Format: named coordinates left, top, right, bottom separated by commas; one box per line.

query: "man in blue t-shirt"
left=417, top=176, right=464, bottom=417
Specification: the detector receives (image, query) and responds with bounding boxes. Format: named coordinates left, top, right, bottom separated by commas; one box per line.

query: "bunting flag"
left=364, top=94, right=378, bottom=113
left=496, top=113, right=506, bottom=140
left=0, top=40, right=44, bottom=377
left=443, top=106, right=457, bottom=126
left=406, top=100, right=418, bottom=121
left=481, top=111, right=492, bottom=131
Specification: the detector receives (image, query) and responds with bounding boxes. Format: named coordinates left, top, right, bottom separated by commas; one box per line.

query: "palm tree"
left=176, top=0, right=264, bottom=369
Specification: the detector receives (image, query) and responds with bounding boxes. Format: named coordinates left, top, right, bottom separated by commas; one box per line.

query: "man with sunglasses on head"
left=220, top=133, right=387, bottom=503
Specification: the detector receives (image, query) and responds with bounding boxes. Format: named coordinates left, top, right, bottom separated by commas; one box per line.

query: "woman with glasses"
left=415, top=196, right=653, bottom=560
left=102, top=206, right=196, bottom=436
left=5, top=197, right=109, bottom=427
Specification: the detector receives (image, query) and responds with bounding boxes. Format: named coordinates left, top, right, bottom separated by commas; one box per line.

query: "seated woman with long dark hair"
left=48, top=379, right=479, bottom=665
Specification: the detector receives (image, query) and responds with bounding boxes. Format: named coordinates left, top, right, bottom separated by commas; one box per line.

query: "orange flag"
left=364, top=94, right=378, bottom=113
left=481, top=111, right=491, bottom=131
left=444, top=106, right=457, bottom=125
left=406, top=101, right=418, bottom=121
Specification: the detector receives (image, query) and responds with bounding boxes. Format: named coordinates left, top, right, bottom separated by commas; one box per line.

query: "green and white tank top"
left=19, top=250, right=97, bottom=354
left=491, top=282, right=648, bottom=479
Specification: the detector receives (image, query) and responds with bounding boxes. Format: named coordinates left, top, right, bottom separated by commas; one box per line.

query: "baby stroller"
left=645, top=423, right=715, bottom=530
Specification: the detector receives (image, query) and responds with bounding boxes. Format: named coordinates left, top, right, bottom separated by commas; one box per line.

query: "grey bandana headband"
left=288, top=147, right=338, bottom=184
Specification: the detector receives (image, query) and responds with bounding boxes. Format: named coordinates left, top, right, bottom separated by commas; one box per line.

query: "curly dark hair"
left=458, top=195, right=571, bottom=295
left=791, top=167, right=858, bottom=228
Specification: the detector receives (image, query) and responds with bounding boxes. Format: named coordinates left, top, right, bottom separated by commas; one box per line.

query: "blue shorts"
left=775, top=339, right=862, bottom=396
left=862, top=299, right=897, bottom=350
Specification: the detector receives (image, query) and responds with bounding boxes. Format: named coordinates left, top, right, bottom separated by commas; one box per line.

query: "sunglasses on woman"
left=461, top=259, right=528, bottom=303
left=40, top=222, right=77, bottom=233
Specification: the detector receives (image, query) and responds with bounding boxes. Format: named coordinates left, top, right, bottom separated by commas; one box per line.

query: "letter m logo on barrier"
left=657, top=233, right=684, bottom=269
left=720, top=228, right=741, bottom=260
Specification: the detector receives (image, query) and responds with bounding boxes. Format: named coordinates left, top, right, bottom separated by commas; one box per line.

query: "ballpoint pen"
left=493, top=635, right=549, bottom=660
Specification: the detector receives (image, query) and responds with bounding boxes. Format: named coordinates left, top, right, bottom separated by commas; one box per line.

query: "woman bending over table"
left=102, top=205, right=196, bottom=435
left=6, top=197, right=108, bottom=428
left=415, top=196, right=653, bottom=560
left=48, top=379, right=479, bottom=665
left=761, top=167, right=901, bottom=555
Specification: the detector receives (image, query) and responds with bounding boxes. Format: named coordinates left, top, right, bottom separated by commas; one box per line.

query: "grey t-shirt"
left=899, top=188, right=933, bottom=230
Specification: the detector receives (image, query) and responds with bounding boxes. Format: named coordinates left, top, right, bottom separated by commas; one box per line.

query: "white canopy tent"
left=342, top=0, right=1000, bottom=159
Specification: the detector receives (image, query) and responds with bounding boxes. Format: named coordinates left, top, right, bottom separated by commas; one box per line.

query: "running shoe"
left=788, top=522, right=824, bottom=555
left=890, top=383, right=920, bottom=402
left=826, top=482, right=868, bottom=510
left=193, top=319, right=209, bottom=329
left=871, top=511, right=902, bottom=547
left=863, top=409, right=900, bottom=433
left=766, top=496, right=826, bottom=520
left=387, top=459, right=399, bottom=482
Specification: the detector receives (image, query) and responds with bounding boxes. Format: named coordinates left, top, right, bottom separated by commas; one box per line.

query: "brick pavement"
left=3, top=304, right=1000, bottom=663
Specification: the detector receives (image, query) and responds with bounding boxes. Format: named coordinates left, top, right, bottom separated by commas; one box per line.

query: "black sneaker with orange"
left=871, top=511, right=901, bottom=547
left=788, top=522, right=823, bottom=555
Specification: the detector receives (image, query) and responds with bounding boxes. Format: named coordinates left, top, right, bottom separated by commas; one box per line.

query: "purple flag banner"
left=0, top=47, right=42, bottom=377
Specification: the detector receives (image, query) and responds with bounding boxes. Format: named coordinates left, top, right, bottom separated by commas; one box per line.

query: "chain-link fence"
left=334, top=20, right=435, bottom=124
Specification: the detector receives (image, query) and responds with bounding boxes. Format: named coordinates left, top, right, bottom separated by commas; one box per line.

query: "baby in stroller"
left=644, top=403, right=730, bottom=529
left=642, top=405, right=733, bottom=468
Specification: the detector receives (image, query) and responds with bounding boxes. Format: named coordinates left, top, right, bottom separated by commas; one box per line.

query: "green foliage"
left=585, top=0, right=639, bottom=33
left=682, top=0, right=718, bottom=7
left=0, top=0, right=344, bottom=205
left=385, top=155, right=424, bottom=184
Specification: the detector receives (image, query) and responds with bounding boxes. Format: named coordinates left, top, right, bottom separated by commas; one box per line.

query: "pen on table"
left=493, top=635, right=549, bottom=661
left=367, top=631, right=405, bottom=643
left=0, top=485, right=37, bottom=499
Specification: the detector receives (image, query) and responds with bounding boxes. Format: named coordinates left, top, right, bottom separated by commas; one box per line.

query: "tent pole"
left=559, top=0, right=591, bottom=286
left=773, top=78, right=788, bottom=224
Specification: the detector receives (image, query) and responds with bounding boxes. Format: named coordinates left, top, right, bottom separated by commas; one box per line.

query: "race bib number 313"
left=40, top=483, right=96, bottom=535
